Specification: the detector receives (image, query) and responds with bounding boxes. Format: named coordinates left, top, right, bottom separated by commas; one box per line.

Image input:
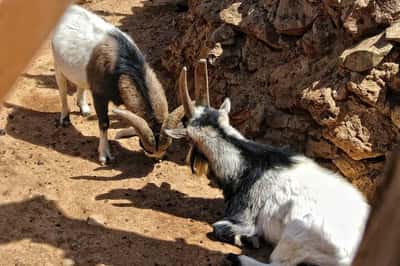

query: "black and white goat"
left=52, top=5, right=183, bottom=164
left=165, top=60, right=370, bottom=266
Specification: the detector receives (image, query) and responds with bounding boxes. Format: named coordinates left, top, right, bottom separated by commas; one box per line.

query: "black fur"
left=188, top=107, right=298, bottom=249
left=87, top=29, right=158, bottom=136
left=226, top=253, right=242, bottom=266
left=109, top=30, right=154, bottom=116
left=191, top=107, right=295, bottom=201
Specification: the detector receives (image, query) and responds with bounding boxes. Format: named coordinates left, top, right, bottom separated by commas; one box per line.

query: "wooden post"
left=352, top=149, right=400, bottom=266
left=0, top=0, right=71, bottom=102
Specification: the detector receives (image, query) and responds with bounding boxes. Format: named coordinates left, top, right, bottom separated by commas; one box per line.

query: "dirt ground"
left=0, top=1, right=272, bottom=265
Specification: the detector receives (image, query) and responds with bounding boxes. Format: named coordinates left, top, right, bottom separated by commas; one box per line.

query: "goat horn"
left=194, top=59, right=210, bottom=106
left=112, top=108, right=156, bottom=153
left=158, top=105, right=186, bottom=151
left=179, top=66, right=194, bottom=118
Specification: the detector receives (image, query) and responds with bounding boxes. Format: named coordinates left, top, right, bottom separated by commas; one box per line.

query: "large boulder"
left=340, top=33, right=393, bottom=72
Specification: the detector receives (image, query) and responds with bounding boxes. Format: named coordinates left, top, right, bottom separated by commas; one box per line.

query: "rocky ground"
left=163, top=0, right=400, bottom=201
left=0, top=1, right=269, bottom=265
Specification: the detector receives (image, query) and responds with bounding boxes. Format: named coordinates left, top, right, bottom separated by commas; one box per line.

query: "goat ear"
left=219, top=98, right=231, bottom=114
left=164, top=128, right=188, bottom=139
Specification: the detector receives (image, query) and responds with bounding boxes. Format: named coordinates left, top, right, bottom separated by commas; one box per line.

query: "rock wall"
left=162, top=0, right=400, bottom=201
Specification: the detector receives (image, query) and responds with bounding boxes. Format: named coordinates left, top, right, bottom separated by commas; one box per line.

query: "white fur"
left=187, top=105, right=369, bottom=266
left=255, top=156, right=369, bottom=265
left=52, top=5, right=136, bottom=163
left=52, top=5, right=114, bottom=88
left=189, top=107, right=246, bottom=180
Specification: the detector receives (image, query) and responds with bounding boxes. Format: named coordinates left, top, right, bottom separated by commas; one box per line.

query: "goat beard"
left=186, top=145, right=209, bottom=177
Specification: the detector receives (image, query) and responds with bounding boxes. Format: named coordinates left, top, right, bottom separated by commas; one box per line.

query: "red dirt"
left=0, top=1, right=268, bottom=265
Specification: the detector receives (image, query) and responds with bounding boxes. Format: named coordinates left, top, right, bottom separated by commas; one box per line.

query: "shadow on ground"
left=4, top=103, right=156, bottom=180
left=0, top=196, right=226, bottom=266
left=96, top=182, right=225, bottom=224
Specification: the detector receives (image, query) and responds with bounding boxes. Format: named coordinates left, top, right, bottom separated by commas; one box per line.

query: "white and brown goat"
left=52, top=5, right=183, bottom=164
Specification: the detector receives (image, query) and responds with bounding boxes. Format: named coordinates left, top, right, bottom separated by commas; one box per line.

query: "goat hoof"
left=212, top=220, right=236, bottom=244
left=59, top=115, right=71, bottom=127
left=99, top=156, right=108, bottom=165
left=240, top=235, right=260, bottom=249
left=99, top=154, right=115, bottom=165
left=99, top=158, right=107, bottom=166
left=224, top=253, right=242, bottom=266
left=234, top=235, right=243, bottom=247
left=81, top=111, right=91, bottom=117
left=79, top=106, right=91, bottom=117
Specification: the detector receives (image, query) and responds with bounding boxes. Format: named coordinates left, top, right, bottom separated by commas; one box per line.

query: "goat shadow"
left=96, top=182, right=273, bottom=263
left=3, top=103, right=159, bottom=180
left=96, top=182, right=225, bottom=224
left=0, top=196, right=226, bottom=266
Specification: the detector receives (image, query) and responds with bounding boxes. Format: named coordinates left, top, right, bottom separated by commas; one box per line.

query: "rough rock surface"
left=340, top=32, right=393, bottom=72
left=162, top=0, right=400, bottom=201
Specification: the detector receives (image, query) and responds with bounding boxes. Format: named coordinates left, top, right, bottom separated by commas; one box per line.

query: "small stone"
left=301, top=85, right=340, bottom=126
left=340, top=32, right=393, bottom=72
left=273, top=0, right=317, bottom=36
left=347, top=78, right=383, bottom=106
left=386, top=21, right=400, bottom=42
left=323, top=101, right=395, bottom=160
left=332, top=153, right=369, bottom=180
left=87, top=215, right=106, bottom=226
left=332, top=85, right=348, bottom=101
left=0, top=128, right=5, bottom=136
left=63, top=258, right=75, bottom=266
left=219, top=2, right=242, bottom=26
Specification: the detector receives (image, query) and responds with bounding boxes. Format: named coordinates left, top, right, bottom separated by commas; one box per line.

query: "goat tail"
left=225, top=254, right=268, bottom=266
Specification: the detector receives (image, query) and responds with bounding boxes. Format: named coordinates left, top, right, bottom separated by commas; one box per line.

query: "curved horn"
left=112, top=108, right=156, bottom=153
left=179, top=66, right=194, bottom=118
left=194, top=59, right=210, bottom=106
left=158, top=105, right=186, bottom=151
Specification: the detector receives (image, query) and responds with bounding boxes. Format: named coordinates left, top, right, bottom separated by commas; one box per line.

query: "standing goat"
left=52, top=5, right=183, bottom=164
left=165, top=60, right=370, bottom=266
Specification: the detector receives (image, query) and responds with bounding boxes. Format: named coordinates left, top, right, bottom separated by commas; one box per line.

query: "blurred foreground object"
left=352, top=149, right=400, bottom=266
left=0, top=0, right=71, bottom=102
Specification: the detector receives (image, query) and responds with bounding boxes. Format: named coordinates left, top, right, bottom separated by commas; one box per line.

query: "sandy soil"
left=0, top=1, right=269, bottom=265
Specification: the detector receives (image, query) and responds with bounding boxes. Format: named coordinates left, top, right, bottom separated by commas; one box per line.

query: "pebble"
left=62, top=258, right=75, bottom=266
left=87, top=214, right=107, bottom=226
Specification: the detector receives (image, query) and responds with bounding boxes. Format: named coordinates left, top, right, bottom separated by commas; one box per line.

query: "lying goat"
left=52, top=5, right=183, bottom=164
left=165, top=60, right=370, bottom=266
